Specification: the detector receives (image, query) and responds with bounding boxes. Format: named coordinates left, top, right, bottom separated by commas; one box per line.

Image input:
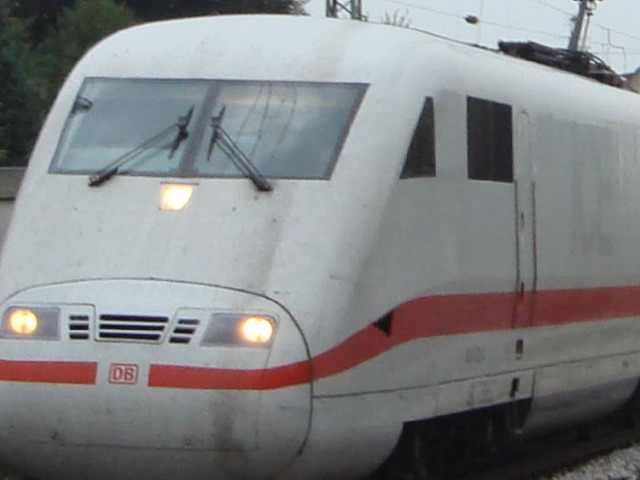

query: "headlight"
left=1, top=307, right=60, bottom=340
left=202, top=313, right=276, bottom=347
left=160, top=184, right=195, bottom=211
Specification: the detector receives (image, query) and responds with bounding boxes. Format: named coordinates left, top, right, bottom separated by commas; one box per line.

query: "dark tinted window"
left=467, top=97, right=513, bottom=182
left=401, top=97, right=435, bottom=178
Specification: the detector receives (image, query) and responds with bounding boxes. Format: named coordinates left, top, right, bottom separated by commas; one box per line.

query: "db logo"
left=108, top=363, right=139, bottom=385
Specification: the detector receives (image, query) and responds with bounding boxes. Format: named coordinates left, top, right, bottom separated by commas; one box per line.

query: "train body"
left=1, top=14, right=640, bottom=480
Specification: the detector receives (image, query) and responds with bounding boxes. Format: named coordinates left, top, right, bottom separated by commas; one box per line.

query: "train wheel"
left=618, top=385, right=640, bottom=428
left=409, top=428, right=440, bottom=480
left=375, top=424, right=445, bottom=480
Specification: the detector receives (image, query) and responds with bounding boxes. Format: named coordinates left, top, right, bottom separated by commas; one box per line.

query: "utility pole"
left=326, top=0, right=363, bottom=20
left=568, top=0, right=601, bottom=51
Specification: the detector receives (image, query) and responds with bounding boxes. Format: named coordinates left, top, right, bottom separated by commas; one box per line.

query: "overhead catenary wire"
left=591, top=22, right=640, bottom=44
left=529, top=0, right=574, bottom=17
left=379, top=0, right=640, bottom=71
left=382, top=0, right=568, bottom=42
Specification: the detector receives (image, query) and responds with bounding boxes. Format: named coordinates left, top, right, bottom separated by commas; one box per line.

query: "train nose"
left=0, top=280, right=312, bottom=480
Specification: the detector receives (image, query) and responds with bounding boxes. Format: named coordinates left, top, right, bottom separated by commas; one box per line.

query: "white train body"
left=1, top=14, right=640, bottom=480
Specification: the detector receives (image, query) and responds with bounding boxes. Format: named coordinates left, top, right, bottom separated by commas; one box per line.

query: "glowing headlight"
left=8, top=309, right=38, bottom=335
left=1, top=307, right=60, bottom=339
left=160, top=184, right=195, bottom=211
left=240, top=316, right=275, bottom=344
left=202, top=313, right=276, bottom=347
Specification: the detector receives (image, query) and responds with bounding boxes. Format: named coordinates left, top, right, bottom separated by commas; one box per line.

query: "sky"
left=305, top=0, right=640, bottom=73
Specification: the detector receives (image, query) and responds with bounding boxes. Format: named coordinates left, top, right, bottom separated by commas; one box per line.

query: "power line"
left=379, top=0, right=640, bottom=69
left=382, top=0, right=460, bottom=21
left=591, top=22, right=640, bottom=44
left=530, top=0, right=573, bottom=17
left=383, top=0, right=640, bottom=46
left=382, top=0, right=567, bottom=42
left=477, top=18, right=568, bottom=42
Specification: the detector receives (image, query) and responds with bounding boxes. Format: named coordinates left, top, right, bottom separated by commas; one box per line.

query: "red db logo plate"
left=108, top=363, right=139, bottom=385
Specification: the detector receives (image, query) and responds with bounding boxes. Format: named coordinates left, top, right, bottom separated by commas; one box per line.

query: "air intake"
left=98, top=314, right=169, bottom=343
left=169, top=318, right=200, bottom=345
left=68, top=314, right=91, bottom=340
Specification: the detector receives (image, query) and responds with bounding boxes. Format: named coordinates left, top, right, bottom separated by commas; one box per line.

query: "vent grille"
left=98, top=314, right=169, bottom=343
left=68, top=314, right=90, bottom=340
left=169, top=318, right=200, bottom=345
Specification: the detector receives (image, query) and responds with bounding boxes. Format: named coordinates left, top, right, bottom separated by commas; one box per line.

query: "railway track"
left=455, top=421, right=640, bottom=480
left=2, top=429, right=640, bottom=480
left=369, top=403, right=640, bottom=480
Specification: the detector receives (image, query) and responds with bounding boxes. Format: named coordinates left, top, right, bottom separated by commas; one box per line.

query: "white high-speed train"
left=1, top=13, right=640, bottom=480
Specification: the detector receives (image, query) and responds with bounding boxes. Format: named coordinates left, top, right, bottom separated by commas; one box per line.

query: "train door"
left=512, top=111, right=537, bottom=328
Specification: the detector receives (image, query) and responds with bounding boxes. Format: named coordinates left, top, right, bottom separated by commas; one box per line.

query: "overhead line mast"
left=326, top=0, right=363, bottom=20
left=568, top=0, right=601, bottom=51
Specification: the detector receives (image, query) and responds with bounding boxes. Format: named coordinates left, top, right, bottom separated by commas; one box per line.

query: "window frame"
left=49, top=77, right=368, bottom=181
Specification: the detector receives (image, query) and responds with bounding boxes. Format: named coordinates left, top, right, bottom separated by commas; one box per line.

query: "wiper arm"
left=207, top=106, right=273, bottom=192
left=169, top=106, right=194, bottom=158
left=89, top=105, right=195, bottom=187
left=88, top=126, right=174, bottom=187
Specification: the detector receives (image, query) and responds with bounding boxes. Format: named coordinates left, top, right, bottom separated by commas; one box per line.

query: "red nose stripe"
left=149, top=285, right=640, bottom=391
left=149, top=362, right=311, bottom=390
left=0, top=360, right=97, bottom=385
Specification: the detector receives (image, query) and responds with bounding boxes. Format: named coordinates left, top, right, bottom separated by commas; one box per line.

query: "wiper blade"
left=88, top=125, right=175, bottom=187
left=89, top=105, right=195, bottom=187
left=169, top=106, right=194, bottom=158
left=207, top=106, right=273, bottom=192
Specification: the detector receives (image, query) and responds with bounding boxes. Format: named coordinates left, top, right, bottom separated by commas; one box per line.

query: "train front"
left=0, top=16, right=380, bottom=480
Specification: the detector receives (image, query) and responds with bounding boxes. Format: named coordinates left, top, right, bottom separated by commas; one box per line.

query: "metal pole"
left=351, top=0, right=362, bottom=20
left=568, top=0, right=588, bottom=51
left=326, top=0, right=363, bottom=20
left=326, top=0, right=337, bottom=17
left=568, top=0, right=601, bottom=51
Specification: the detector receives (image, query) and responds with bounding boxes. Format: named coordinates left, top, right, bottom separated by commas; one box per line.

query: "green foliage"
left=11, top=0, right=306, bottom=32
left=33, top=0, right=136, bottom=108
left=10, top=0, right=76, bottom=43
left=122, top=0, right=305, bottom=20
left=0, top=129, right=7, bottom=163
left=3, top=0, right=306, bottom=167
left=0, top=0, right=39, bottom=166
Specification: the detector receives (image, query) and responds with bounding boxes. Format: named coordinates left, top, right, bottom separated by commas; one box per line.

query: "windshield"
left=51, top=78, right=366, bottom=180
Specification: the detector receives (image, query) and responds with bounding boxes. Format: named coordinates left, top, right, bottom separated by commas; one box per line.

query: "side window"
left=467, top=96, right=513, bottom=183
left=400, top=97, right=435, bottom=178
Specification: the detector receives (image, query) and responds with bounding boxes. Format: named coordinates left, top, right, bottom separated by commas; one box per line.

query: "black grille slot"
left=98, top=314, right=169, bottom=343
left=169, top=318, right=200, bottom=345
left=68, top=314, right=90, bottom=340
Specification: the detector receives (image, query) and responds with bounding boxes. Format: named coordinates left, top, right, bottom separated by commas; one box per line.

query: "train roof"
left=77, top=15, right=619, bottom=80
left=60, top=15, right=640, bottom=125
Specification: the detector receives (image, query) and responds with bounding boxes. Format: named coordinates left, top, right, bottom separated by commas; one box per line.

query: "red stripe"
left=535, top=286, right=640, bottom=325
left=148, top=285, right=640, bottom=391
left=0, top=360, right=97, bottom=385
left=148, top=362, right=311, bottom=390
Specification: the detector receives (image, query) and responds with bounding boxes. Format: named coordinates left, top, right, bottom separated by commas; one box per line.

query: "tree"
left=0, top=0, right=39, bottom=166
left=33, top=0, right=136, bottom=108
left=123, top=0, right=305, bottom=20
left=9, top=0, right=76, bottom=43
left=2, top=0, right=307, bottom=166
left=11, top=0, right=306, bottom=37
left=0, top=106, right=7, bottom=164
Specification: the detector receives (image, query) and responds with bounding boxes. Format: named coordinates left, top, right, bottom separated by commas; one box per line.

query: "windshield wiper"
left=89, top=105, right=195, bottom=187
left=206, top=106, right=273, bottom=192
left=169, top=106, right=194, bottom=158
